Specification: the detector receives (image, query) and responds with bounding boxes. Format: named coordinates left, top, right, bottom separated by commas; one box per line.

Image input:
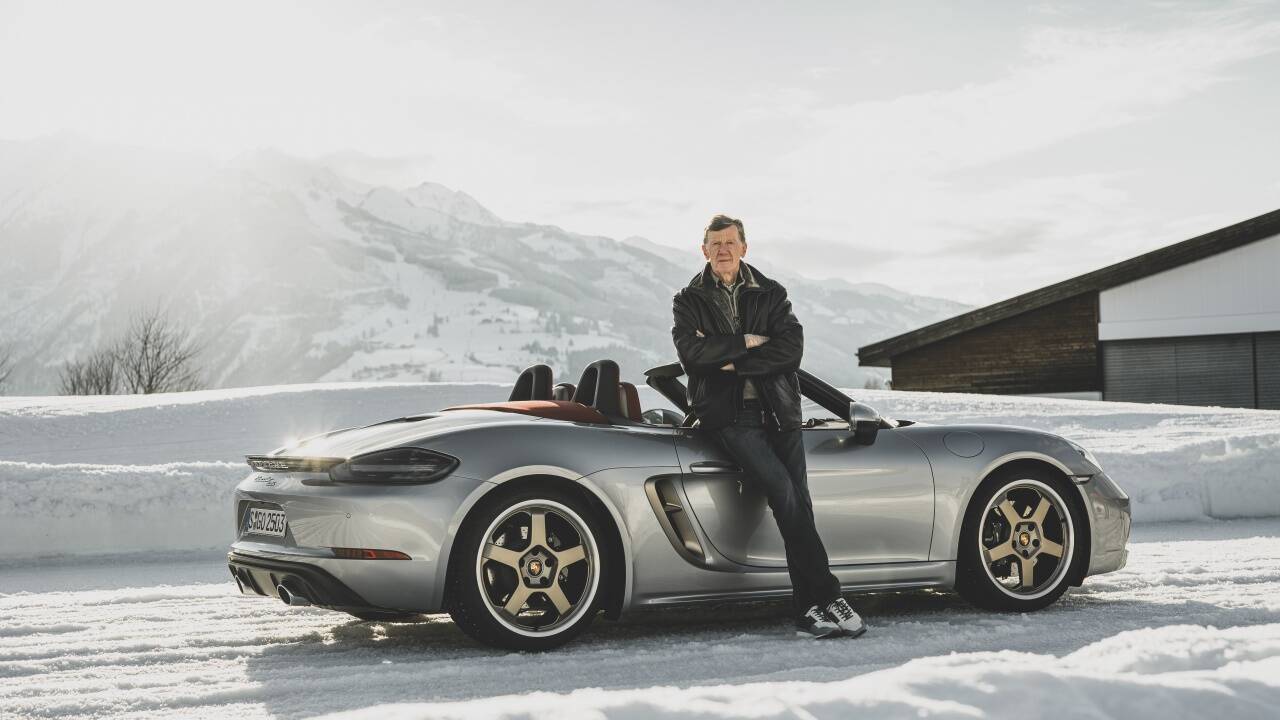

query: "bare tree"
left=59, top=307, right=204, bottom=396
left=115, top=307, right=203, bottom=394
left=60, top=345, right=120, bottom=395
left=0, top=343, right=13, bottom=393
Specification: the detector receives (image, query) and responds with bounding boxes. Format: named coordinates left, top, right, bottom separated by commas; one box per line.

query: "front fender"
left=899, top=424, right=1099, bottom=565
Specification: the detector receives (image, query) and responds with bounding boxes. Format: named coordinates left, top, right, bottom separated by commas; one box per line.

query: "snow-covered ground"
left=1, top=383, right=1278, bottom=718
left=1, top=519, right=1278, bottom=719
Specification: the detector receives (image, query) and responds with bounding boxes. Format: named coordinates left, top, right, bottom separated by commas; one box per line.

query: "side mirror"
left=642, top=408, right=685, bottom=426
left=849, top=401, right=881, bottom=446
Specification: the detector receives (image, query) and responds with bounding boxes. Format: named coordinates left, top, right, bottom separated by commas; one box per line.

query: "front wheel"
left=447, top=488, right=605, bottom=650
left=955, top=469, right=1087, bottom=611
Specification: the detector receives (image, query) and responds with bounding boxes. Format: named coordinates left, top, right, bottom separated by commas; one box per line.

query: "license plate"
left=244, top=508, right=287, bottom=537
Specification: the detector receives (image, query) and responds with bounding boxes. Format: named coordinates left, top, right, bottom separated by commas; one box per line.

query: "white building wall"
left=1099, top=232, right=1280, bottom=341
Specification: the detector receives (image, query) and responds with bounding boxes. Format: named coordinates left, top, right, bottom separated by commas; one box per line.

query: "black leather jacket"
left=671, top=261, right=804, bottom=431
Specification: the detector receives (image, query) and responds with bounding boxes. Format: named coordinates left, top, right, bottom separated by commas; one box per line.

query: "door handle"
left=690, top=461, right=742, bottom=474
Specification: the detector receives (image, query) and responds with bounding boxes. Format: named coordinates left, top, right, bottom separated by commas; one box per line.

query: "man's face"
left=703, top=226, right=747, bottom=277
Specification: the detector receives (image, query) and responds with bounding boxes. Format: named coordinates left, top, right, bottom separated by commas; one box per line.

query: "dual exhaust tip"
left=276, top=583, right=312, bottom=607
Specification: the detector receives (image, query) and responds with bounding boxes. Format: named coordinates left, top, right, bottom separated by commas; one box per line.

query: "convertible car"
left=228, top=359, right=1131, bottom=650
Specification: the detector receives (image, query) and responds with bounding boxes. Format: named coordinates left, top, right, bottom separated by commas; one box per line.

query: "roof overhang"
left=858, top=207, right=1280, bottom=367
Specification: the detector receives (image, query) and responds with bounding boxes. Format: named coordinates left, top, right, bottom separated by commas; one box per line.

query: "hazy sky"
left=2, top=0, right=1279, bottom=304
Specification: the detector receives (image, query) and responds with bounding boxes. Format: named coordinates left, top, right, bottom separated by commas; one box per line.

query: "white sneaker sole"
left=840, top=624, right=868, bottom=638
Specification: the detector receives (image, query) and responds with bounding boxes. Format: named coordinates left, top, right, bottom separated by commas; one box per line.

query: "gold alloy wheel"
left=978, top=478, right=1074, bottom=600
left=475, top=499, right=599, bottom=637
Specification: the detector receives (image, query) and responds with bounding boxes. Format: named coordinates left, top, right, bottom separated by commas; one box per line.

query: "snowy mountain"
left=0, top=136, right=967, bottom=393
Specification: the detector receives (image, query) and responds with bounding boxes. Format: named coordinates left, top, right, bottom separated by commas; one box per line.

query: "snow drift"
left=1, top=383, right=1277, bottom=560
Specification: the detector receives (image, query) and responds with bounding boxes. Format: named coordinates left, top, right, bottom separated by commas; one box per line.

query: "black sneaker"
left=795, top=605, right=842, bottom=639
left=824, top=597, right=867, bottom=638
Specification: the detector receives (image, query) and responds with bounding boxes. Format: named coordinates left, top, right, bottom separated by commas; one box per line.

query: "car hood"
left=270, top=409, right=538, bottom=459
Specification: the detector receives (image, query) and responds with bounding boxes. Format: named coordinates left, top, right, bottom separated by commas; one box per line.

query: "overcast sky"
left=2, top=0, right=1278, bottom=305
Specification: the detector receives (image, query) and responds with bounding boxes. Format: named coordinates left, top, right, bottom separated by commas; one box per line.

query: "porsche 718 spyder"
left=228, top=359, right=1131, bottom=650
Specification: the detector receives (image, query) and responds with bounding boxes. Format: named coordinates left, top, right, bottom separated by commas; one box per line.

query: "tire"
left=447, top=486, right=607, bottom=651
left=955, top=467, right=1088, bottom=612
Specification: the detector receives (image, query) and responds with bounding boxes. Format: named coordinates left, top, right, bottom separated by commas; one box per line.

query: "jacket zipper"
left=696, top=287, right=737, bottom=335
left=700, top=286, right=768, bottom=411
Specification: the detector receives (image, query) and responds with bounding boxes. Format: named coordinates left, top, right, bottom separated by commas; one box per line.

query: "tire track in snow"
left=1, top=519, right=1278, bottom=719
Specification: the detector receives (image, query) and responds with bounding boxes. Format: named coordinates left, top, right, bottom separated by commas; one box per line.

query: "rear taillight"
left=330, top=547, right=412, bottom=560
left=328, top=447, right=458, bottom=485
left=245, top=456, right=345, bottom=473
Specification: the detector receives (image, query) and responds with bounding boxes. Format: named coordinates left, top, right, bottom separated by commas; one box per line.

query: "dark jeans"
left=715, top=400, right=842, bottom=616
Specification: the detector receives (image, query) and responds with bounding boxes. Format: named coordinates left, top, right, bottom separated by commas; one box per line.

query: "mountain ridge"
left=0, top=136, right=968, bottom=394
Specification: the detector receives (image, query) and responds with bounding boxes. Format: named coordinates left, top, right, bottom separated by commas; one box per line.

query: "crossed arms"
left=671, top=291, right=804, bottom=377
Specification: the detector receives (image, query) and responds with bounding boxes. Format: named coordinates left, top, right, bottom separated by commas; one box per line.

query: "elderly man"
left=670, top=214, right=867, bottom=639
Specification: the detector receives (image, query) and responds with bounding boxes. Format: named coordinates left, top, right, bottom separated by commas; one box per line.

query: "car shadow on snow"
left=243, top=583, right=1280, bottom=719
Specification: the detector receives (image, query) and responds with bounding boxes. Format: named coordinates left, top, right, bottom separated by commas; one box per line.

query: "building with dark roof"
left=857, top=209, right=1280, bottom=409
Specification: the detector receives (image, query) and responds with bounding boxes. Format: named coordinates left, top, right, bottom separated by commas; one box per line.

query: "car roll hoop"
left=570, top=360, right=624, bottom=419
left=507, top=360, right=632, bottom=423
left=509, top=364, right=554, bottom=401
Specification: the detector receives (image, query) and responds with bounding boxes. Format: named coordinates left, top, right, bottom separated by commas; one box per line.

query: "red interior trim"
left=442, top=399, right=608, bottom=424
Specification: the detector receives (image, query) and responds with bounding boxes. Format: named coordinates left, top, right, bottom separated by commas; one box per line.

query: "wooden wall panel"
left=890, top=293, right=1100, bottom=394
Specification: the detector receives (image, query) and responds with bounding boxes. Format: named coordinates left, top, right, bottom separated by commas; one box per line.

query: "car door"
left=672, top=415, right=935, bottom=567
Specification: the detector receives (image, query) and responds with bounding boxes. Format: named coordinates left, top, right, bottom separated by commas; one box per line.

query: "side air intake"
left=645, top=477, right=707, bottom=561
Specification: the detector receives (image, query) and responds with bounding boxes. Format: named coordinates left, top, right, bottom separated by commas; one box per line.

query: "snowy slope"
left=1, top=519, right=1278, bottom=719
left=1, top=383, right=1277, bottom=560
left=0, top=136, right=966, bottom=394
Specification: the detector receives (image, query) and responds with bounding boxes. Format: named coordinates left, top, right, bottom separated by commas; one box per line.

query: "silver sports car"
left=229, top=359, right=1131, bottom=650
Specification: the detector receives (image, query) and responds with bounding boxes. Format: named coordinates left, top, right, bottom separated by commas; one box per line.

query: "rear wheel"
left=955, top=468, right=1086, bottom=611
left=447, top=488, right=605, bottom=651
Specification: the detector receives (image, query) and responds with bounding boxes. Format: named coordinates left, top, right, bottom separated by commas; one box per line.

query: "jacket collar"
left=689, top=260, right=771, bottom=294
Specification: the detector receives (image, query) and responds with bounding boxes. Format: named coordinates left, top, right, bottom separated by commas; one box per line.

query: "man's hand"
left=690, top=330, right=737, bottom=371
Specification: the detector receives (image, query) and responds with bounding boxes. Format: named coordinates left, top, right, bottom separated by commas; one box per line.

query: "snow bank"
left=0, top=382, right=1277, bottom=560
left=857, top=389, right=1280, bottom=523
left=315, top=623, right=1280, bottom=720
left=0, top=381, right=513, bottom=465
left=0, top=461, right=242, bottom=558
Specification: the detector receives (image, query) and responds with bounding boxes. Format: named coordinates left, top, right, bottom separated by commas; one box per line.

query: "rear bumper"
left=227, top=546, right=444, bottom=613
left=229, top=551, right=374, bottom=610
left=229, top=471, right=494, bottom=612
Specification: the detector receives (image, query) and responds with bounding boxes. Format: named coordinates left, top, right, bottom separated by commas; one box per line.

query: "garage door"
left=1258, top=332, right=1280, bottom=410
left=1102, top=338, right=1177, bottom=403
left=1103, top=334, right=1255, bottom=407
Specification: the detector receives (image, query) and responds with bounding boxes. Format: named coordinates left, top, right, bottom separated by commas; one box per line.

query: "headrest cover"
left=618, top=382, right=642, bottom=421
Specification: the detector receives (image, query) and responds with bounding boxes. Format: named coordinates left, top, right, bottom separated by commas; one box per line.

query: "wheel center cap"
left=1019, top=531, right=1031, bottom=546
left=528, top=560, right=542, bottom=575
